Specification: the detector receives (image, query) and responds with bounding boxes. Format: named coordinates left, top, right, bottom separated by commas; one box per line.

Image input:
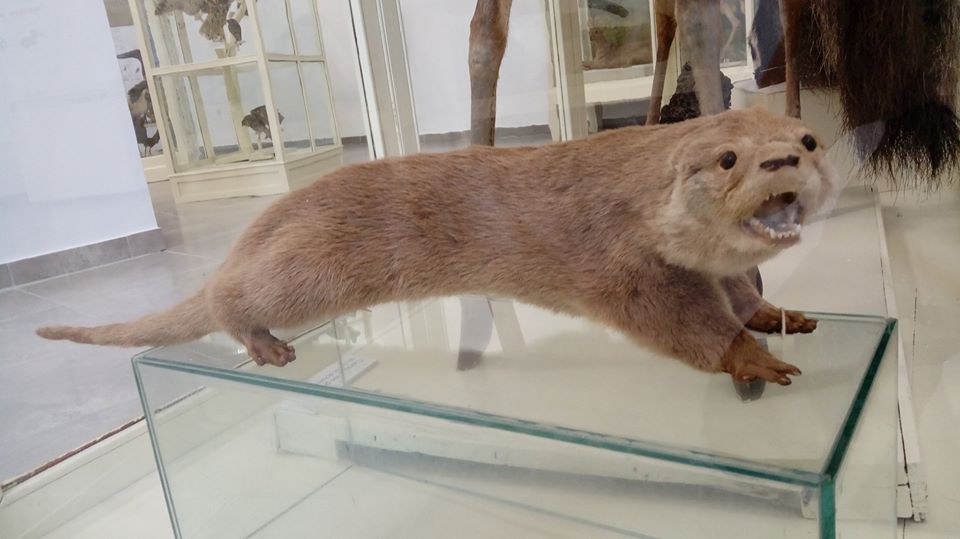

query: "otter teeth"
left=747, top=217, right=801, bottom=241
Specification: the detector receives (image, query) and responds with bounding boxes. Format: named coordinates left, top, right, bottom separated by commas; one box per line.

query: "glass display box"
left=134, top=297, right=897, bottom=538
left=128, top=0, right=342, bottom=202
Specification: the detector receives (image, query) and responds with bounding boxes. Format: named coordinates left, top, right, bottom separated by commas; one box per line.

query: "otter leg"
left=207, top=274, right=304, bottom=367
left=720, top=273, right=818, bottom=334
left=747, top=303, right=818, bottom=334
left=721, top=330, right=801, bottom=385
left=238, top=328, right=296, bottom=367
left=596, top=267, right=801, bottom=385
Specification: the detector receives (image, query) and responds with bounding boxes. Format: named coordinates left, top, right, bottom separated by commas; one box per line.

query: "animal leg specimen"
left=646, top=0, right=678, bottom=125
left=468, top=0, right=513, bottom=146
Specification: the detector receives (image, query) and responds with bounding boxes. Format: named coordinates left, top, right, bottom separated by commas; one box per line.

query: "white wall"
left=398, top=0, right=552, bottom=135
left=316, top=0, right=552, bottom=138
left=317, top=1, right=368, bottom=138
left=0, top=0, right=158, bottom=264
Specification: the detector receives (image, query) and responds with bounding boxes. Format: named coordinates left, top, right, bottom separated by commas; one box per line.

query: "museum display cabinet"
left=129, top=0, right=342, bottom=202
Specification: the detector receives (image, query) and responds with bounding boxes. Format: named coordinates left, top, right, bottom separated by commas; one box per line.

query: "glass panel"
left=268, top=61, right=311, bottom=155
left=107, top=2, right=166, bottom=157
left=551, top=0, right=754, bottom=136
left=289, top=0, right=323, bottom=56
left=137, top=360, right=817, bottom=538
left=580, top=0, right=654, bottom=71
left=256, top=0, right=295, bottom=55
left=155, top=73, right=204, bottom=166
left=833, top=325, right=899, bottom=537
left=317, top=0, right=370, bottom=163
left=576, top=0, right=656, bottom=133
left=142, top=302, right=893, bottom=475
left=301, top=62, right=338, bottom=148
left=720, top=0, right=749, bottom=67
left=137, top=0, right=255, bottom=66
left=155, top=62, right=272, bottom=171
left=397, top=1, right=554, bottom=151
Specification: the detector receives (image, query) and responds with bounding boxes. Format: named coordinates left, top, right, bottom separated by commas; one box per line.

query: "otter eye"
left=802, top=134, right=817, bottom=151
left=719, top=151, right=737, bottom=170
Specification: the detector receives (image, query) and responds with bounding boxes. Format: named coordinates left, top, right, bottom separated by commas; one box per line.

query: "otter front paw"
left=722, top=331, right=801, bottom=386
left=746, top=305, right=817, bottom=334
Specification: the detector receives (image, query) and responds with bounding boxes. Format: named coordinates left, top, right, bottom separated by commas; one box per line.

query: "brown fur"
left=789, top=0, right=960, bottom=183
left=37, top=108, right=836, bottom=385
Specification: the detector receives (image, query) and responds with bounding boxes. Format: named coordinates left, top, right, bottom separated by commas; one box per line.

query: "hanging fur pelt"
left=799, top=0, right=960, bottom=186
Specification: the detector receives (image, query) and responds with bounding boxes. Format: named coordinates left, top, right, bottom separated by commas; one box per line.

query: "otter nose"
left=759, top=155, right=800, bottom=171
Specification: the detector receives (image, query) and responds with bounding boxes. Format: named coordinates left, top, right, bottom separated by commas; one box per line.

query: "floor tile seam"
left=5, top=289, right=89, bottom=320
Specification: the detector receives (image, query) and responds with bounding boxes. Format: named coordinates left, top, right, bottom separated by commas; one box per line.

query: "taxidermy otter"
left=38, top=108, right=836, bottom=386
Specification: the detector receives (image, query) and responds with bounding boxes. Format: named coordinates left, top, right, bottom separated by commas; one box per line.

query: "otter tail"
left=36, top=291, right=215, bottom=347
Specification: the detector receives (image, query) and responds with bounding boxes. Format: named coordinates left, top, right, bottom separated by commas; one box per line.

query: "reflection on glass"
left=720, top=0, right=748, bottom=66
left=138, top=0, right=255, bottom=66
left=157, top=74, right=203, bottom=165
left=301, top=62, right=337, bottom=148
left=256, top=0, right=295, bottom=54
left=581, top=0, right=653, bottom=70
left=155, top=63, right=271, bottom=170
left=268, top=61, right=311, bottom=153
left=289, top=0, right=323, bottom=55
left=108, top=1, right=166, bottom=158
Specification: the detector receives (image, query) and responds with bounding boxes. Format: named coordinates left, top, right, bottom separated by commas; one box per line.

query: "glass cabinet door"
left=132, top=0, right=343, bottom=173
left=136, top=0, right=257, bottom=67
left=546, top=0, right=756, bottom=139
left=393, top=0, right=555, bottom=152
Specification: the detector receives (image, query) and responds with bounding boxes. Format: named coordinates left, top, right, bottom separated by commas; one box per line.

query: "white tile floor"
left=0, top=190, right=264, bottom=480
left=0, top=136, right=957, bottom=537
left=0, top=143, right=378, bottom=481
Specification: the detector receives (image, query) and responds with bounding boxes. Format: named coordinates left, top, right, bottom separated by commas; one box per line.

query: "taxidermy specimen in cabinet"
left=242, top=105, right=284, bottom=150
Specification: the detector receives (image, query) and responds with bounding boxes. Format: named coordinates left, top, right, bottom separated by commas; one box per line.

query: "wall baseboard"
left=418, top=125, right=551, bottom=146
left=1, top=228, right=166, bottom=289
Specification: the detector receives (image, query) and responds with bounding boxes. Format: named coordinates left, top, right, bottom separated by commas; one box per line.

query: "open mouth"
left=741, top=192, right=804, bottom=242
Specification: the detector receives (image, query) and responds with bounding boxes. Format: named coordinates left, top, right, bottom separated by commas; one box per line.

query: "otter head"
left=657, top=107, right=838, bottom=276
